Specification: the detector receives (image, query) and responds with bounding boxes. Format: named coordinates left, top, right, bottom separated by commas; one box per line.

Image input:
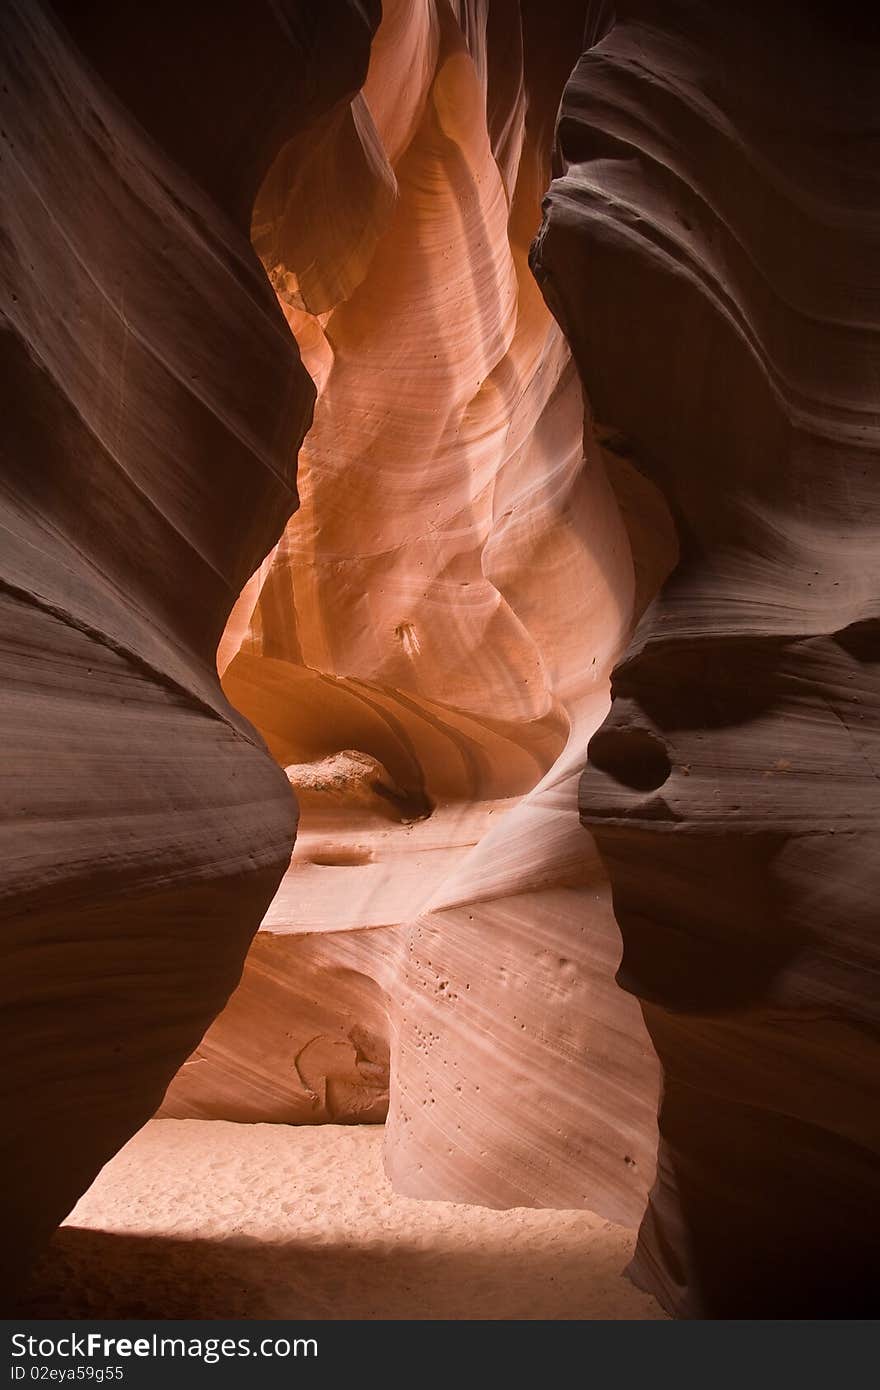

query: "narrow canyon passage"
left=18, top=0, right=677, bottom=1320
left=8, top=0, right=875, bottom=1326
left=159, top=0, right=673, bottom=1224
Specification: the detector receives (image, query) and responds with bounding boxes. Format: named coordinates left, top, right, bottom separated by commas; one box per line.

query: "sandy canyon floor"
left=18, top=1121, right=665, bottom=1320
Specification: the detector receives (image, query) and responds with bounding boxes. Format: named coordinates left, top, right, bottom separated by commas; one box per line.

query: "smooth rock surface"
left=534, top=0, right=880, bottom=1317
left=0, top=0, right=377, bottom=1300
left=7, top=0, right=875, bottom=1325
left=162, top=0, right=668, bottom=1227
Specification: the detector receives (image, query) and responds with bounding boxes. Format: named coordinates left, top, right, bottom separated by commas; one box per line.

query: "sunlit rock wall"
left=164, top=0, right=673, bottom=1225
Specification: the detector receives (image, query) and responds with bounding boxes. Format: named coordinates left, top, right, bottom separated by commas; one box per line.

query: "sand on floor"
left=18, top=1120, right=666, bottom=1320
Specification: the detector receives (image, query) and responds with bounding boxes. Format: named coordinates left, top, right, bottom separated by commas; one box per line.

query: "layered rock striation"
left=6, top=0, right=875, bottom=1322
left=163, top=0, right=669, bottom=1224
left=0, top=0, right=378, bottom=1299
left=534, top=0, right=880, bottom=1316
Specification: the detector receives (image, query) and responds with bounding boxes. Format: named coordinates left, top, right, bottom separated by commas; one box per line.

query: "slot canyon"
left=1, top=0, right=878, bottom=1322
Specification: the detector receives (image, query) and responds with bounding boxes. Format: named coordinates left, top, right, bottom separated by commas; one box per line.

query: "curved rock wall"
left=163, top=0, right=670, bottom=1225
left=0, top=0, right=377, bottom=1298
left=534, top=0, right=880, bottom=1316
left=8, top=0, right=871, bottom=1319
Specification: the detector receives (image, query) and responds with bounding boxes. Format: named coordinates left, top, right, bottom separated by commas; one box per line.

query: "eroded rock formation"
left=534, top=0, right=880, bottom=1317
left=0, top=0, right=378, bottom=1299
left=5, top=0, right=876, bottom=1323
left=162, top=0, right=670, bottom=1224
